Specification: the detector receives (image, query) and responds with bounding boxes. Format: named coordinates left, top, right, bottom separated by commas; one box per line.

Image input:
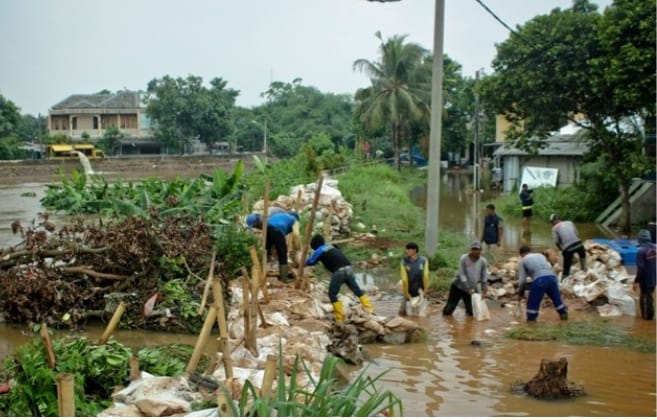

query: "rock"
left=379, top=331, right=407, bottom=345
left=135, top=398, right=190, bottom=417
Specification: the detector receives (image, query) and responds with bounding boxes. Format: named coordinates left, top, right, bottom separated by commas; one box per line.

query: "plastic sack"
left=472, top=293, right=490, bottom=321
left=405, top=294, right=428, bottom=317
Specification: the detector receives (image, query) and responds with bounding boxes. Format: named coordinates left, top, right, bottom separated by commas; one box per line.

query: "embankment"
left=0, top=155, right=256, bottom=184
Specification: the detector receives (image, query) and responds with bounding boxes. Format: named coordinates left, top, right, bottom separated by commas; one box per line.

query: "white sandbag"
left=597, top=304, right=623, bottom=317
left=472, top=293, right=490, bottom=321
left=606, top=282, right=636, bottom=316
left=405, top=295, right=428, bottom=317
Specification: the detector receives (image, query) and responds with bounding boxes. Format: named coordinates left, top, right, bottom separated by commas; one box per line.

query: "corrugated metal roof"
left=493, top=135, right=589, bottom=156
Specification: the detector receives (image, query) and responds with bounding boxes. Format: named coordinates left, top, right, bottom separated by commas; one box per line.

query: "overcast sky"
left=1, top=0, right=612, bottom=116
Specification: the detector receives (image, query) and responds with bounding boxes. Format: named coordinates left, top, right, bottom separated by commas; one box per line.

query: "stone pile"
left=252, top=178, right=353, bottom=239
left=486, top=240, right=637, bottom=317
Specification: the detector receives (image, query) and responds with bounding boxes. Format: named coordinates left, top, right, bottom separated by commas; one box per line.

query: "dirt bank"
left=0, top=155, right=257, bottom=184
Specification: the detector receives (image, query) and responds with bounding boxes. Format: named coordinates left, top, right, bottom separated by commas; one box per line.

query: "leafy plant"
left=220, top=351, right=402, bottom=417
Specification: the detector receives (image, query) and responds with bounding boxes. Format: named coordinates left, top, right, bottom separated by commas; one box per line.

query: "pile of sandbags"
left=486, top=240, right=638, bottom=317
left=252, top=178, right=353, bottom=239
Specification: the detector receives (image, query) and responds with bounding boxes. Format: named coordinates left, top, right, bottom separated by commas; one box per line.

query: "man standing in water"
left=634, top=229, right=656, bottom=320
left=519, top=184, right=534, bottom=230
left=443, top=241, right=488, bottom=317
left=481, top=204, right=503, bottom=263
left=518, top=245, right=568, bottom=321
left=399, top=242, right=430, bottom=316
left=549, top=213, right=586, bottom=279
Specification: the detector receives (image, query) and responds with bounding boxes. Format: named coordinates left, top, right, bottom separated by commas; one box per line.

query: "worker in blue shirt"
left=246, top=211, right=300, bottom=282
left=306, top=234, right=374, bottom=323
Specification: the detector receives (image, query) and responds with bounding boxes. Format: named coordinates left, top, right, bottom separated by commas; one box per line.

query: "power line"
left=474, top=0, right=520, bottom=37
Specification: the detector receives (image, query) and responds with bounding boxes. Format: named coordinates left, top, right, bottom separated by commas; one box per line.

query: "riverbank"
left=0, top=154, right=257, bottom=184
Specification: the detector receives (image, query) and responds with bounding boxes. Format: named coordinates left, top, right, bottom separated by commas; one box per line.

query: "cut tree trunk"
left=524, top=358, right=584, bottom=399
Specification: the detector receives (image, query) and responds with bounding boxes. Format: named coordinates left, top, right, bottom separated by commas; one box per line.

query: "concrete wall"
left=501, top=155, right=581, bottom=192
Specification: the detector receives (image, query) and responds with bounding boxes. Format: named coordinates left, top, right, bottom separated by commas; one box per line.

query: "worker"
left=549, top=213, right=586, bottom=278
left=443, top=241, right=488, bottom=317
left=634, top=229, right=656, bottom=320
left=399, top=242, right=430, bottom=316
left=519, top=184, right=533, bottom=230
left=306, top=234, right=374, bottom=323
left=246, top=211, right=300, bottom=282
left=481, top=204, right=503, bottom=263
left=517, top=245, right=568, bottom=321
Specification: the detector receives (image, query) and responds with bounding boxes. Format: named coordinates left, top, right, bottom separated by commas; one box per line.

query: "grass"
left=505, top=319, right=656, bottom=353
left=336, top=164, right=470, bottom=294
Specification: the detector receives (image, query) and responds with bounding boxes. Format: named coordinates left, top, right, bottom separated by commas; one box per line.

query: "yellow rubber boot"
left=359, top=295, right=374, bottom=314
left=332, top=301, right=344, bottom=324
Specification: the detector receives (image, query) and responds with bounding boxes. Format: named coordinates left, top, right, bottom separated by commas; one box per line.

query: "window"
left=72, top=116, right=77, bottom=130
left=93, top=116, right=99, bottom=129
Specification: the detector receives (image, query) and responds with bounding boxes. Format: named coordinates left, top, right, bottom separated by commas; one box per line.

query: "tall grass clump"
left=220, top=354, right=403, bottom=417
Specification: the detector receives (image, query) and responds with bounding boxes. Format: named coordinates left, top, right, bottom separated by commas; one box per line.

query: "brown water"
left=0, top=172, right=655, bottom=416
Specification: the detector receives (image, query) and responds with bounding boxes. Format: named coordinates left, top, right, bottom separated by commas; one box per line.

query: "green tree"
left=353, top=32, right=428, bottom=171
left=481, top=0, right=655, bottom=232
left=16, top=114, right=47, bottom=143
left=255, top=79, right=354, bottom=158
left=145, top=75, right=238, bottom=154
left=99, top=126, right=124, bottom=155
left=0, top=94, right=21, bottom=139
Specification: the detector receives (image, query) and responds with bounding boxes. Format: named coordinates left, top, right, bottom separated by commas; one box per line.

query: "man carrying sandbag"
left=517, top=245, right=568, bottom=321
left=443, top=241, right=488, bottom=317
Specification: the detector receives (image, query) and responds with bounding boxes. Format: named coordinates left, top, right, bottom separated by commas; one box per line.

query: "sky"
left=0, top=0, right=613, bottom=117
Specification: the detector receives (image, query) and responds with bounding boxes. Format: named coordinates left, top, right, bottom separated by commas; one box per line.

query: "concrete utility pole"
left=474, top=69, right=480, bottom=191
left=425, top=0, right=445, bottom=258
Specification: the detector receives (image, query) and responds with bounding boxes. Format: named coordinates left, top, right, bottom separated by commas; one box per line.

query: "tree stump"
left=524, top=358, right=584, bottom=399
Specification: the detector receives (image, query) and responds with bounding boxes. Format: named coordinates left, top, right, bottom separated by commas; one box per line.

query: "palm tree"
left=353, top=32, right=429, bottom=170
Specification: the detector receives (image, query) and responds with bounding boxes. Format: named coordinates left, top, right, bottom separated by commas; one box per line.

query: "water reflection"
left=410, top=172, right=610, bottom=259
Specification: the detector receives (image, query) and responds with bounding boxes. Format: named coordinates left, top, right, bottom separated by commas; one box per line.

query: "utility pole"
left=474, top=69, right=480, bottom=191
left=425, top=0, right=445, bottom=258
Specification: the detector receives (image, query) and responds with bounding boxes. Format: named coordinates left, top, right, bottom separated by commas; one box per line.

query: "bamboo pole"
left=129, top=357, right=141, bottom=381
left=260, top=179, right=270, bottom=269
left=197, top=253, right=217, bottom=315
left=296, top=175, right=324, bottom=291
left=185, top=307, right=217, bottom=376
left=242, top=267, right=268, bottom=328
left=212, top=278, right=233, bottom=379
left=249, top=265, right=259, bottom=357
left=216, top=393, right=231, bottom=416
left=99, top=301, right=126, bottom=344
left=55, top=372, right=75, bottom=417
left=250, top=246, right=269, bottom=303
left=292, top=189, right=304, bottom=253
left=260, top=354, right=278, bottom=399
left=40, top=323, right=56, bottom=369
left=242, top=274, right=256, bottom=355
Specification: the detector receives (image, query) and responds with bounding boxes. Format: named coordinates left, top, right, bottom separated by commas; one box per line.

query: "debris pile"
left=486, top=240, right=638, bottom=316
left=252, top=178, right=353, bottom=239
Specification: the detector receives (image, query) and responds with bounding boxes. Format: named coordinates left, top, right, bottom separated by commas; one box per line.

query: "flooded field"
left=0, top=168, right=654, bottom=416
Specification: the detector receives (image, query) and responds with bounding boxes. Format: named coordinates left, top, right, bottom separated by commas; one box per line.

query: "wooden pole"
left=242, top=274, right=256, bottom=355
left=197, top=253, right=217, bottom=315
left=216, top=393, right=231, bottom=416
left=185, top=306, right=217, bottom=376
left=129, top=357, right=141, bottom=381
left=99, top=301, right=126, bottom=344
left=242, top=267, right=268, bottom=328
left=260, top=179, right=270, bottom=279
left=40, top=323, right=56, bottom=369
left=260, top=354, right=278, bottom=399
left=249, top=265, right=259, bottom=356
left=212, top=278, right=233, bottom=379
left=250, top=246, right=270, bottom=303
left=55, top=372, right=75, bottom=417
left=297, top=175, right=323, bottom=290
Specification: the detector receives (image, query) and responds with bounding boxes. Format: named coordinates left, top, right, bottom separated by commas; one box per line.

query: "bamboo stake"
left=40, top=323, right=56, bottom=369
left=242, top=275, right=255, bottom=355
left=260, top=354, right=278, bottom=399
left=249, top=265, right=259, bottom=357
left=55, top=372, right=75, bottom=417
left=260, top=179, right=270, bottom=268
left=250, top=246, right=269, bottom=303
left=216, top=393, right=231, bottom=416
left=185, top=307, right=217, bottom=376
left=297, top=175, right=324, bottom=290
left=129, top=357, right=141, bottom=381
left=242, top=267, right=268, bottom=328
left=212, top=278, right=233, bottom=379
left=197, top=253, right=217, bottom=315
left=99, top=301, right=126, bottom=344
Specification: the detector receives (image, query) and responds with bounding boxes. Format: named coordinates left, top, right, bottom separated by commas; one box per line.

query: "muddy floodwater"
left=0, top=169, right=655, bottom=416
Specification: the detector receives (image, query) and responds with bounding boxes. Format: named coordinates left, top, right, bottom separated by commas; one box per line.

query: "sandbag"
left=472, top=293, right=490, bottom=321
left=405, top=294, right=428, bottom=317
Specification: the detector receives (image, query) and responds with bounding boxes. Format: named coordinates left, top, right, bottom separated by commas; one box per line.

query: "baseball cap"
left=549, top=213, right=559, bottom=222
left=470, top=241, right=482, bottom=249
left=246, top=213, right=261, bottom=228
